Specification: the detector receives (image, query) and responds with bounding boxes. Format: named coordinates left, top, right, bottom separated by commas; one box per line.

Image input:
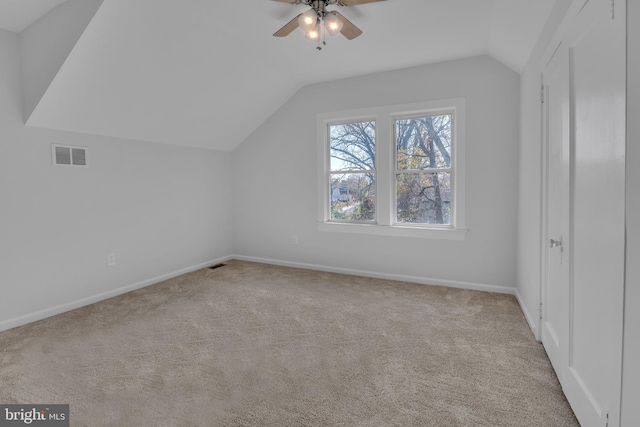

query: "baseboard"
left=515, top=288, right=539, bottom=340
left=0, top=254, right=520, bottom=333
left=0, top=256, right=232, bottom=332
left=232, top=255, right=516, bottom=295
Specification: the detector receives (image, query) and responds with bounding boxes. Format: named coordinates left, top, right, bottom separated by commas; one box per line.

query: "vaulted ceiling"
left=0, top=0, right=555, bottom=151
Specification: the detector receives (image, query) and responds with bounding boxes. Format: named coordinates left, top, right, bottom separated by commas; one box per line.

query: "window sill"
left=317, top=222, right=468, bottom=240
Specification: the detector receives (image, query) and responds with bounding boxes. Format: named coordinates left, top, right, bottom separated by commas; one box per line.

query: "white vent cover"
left=52, top=144, right=88, bottom=167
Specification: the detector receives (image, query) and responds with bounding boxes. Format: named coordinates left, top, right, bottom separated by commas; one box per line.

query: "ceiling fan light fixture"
left=273, top=0, right=377, bottom=46
left=304, top=26, right=321, bottom=41
left=298, top=8, right=318, bottom=32
left=324, top=12, right=343, bottom=37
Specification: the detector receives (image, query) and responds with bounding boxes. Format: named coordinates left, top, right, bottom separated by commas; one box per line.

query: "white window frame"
left=317, top=98, right=467, bottom=240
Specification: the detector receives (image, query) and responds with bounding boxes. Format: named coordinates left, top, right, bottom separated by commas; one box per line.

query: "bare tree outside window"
left=327, top=115, right=453, bottom=224
left=396, top=114, right=452, bottom=225
left=320, top=100, right=463, bottom=235
left=329, top=121, right=376, bottom=221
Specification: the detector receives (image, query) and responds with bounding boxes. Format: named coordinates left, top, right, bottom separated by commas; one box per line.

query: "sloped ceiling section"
left=21, top=0, right=104, bottom=122
left=0, top=0, right=68, bottom=33
left=488, top=0, right=556, bottom=71
left=24, top=0, right=302, bottom=151
left=14, top=0, right=556, bottom=152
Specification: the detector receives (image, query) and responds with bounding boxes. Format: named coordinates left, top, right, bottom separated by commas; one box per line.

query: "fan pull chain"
left=317, top=24, right=327, bottom=50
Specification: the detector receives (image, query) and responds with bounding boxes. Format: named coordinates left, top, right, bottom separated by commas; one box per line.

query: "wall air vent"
left=52, top=144, right=88, bottom=167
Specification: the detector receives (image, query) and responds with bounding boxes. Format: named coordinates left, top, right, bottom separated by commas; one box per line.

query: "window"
left=329, top=120, right=376, bottom=222
left=317, top=99, right=466, bottom=240
left=395, top=114, right=452, bottom=225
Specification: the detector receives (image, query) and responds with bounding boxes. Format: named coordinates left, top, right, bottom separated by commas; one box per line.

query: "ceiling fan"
left=272, top=0, right=388, bottom=49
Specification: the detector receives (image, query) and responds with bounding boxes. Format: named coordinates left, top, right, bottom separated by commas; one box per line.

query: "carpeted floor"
left=0, top=260, right=578, bottom=426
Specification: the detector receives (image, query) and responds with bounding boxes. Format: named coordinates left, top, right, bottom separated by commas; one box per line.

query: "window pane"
left=396, top=115, right=451, bottom=170
left=397, top=172, right=451, bottom=224
left=330, top=173, right=375, bottom=221
left=330, top=121, right=376, bottom=171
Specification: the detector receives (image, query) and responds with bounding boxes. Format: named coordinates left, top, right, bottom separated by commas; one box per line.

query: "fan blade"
left=273, top=14, right=301, bottom=37
left=338, top=0, right=387, bottom=6
left=335, top=12, right=362, bottom=40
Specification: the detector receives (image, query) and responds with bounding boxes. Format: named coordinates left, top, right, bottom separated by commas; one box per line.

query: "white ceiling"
left=0, top=0, right=556, bottom=151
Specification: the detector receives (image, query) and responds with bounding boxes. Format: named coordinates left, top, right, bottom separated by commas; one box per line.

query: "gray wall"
left=0, top=28, right=233, bottom=330
left=232, top=56, right=520, bottom=291
left=622, top=0, right=639, bottom=424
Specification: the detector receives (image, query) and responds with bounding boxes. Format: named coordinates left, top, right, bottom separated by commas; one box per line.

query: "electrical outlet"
left=107, top=253, right=116, bottom=266
left=291, top=235, right=299, bottom=245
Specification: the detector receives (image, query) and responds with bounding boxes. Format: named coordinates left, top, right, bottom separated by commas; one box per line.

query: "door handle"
left=550, top=238, right=563, bottom=248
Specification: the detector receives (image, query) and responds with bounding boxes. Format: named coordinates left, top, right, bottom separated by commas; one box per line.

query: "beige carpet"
left=0, top=260, right=578, bottom=426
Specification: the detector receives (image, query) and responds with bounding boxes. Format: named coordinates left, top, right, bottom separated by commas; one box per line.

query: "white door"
left=563, top=0, right=626, bottom=425
left=541, top=42, right=571, bottom=382
left=541, top=1, right=626, bottom=426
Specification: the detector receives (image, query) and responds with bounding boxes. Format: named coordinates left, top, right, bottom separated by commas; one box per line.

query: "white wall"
left=232, top=56, right=520, bottom=291
left=622, top=0, right=640, bottom=424
left=0, top=28, right=233, bottom=330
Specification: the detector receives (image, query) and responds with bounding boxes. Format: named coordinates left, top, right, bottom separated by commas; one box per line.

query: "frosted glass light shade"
left=304, top=26, right=320, bottom=41
left=299, top=9, right=318, bottom=32
left=324, top=12, right=343, bottom=37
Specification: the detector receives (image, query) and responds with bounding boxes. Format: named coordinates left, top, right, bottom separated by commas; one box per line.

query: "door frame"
left=537, top=1, right=626, bottom=425
left=539, top=38, right=572, bottom=382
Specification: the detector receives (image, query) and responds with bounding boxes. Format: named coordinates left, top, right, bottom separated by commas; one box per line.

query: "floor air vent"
left=208, top=263, right=226, bottom=270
